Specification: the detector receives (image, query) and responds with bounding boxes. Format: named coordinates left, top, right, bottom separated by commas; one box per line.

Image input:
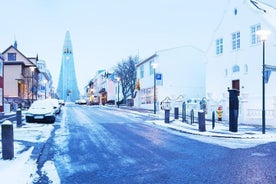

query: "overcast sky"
left=1, top=0, right=276, bottom=92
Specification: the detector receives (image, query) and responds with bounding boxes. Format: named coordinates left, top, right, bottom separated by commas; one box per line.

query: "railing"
left=246, top=109, right=275, bottom=119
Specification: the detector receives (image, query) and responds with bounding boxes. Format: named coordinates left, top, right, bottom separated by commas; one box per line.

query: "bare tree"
left=114, top=56, right=139, bottom=104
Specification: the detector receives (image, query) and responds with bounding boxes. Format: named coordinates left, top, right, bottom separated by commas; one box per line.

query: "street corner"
left=148, top=117, right=276, bottom=140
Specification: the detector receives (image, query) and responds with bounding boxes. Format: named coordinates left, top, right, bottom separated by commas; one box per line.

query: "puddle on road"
left=251, top=152, right=268, bottom=157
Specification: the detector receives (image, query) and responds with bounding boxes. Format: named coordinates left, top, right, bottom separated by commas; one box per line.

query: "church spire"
left=57, top=31, right=80, bottom=102
left=14, top=40, right=17, bottom=49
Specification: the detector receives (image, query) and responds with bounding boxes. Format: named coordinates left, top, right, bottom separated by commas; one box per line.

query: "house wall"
left=0, top=57, right=3, bottom=112
left=4, top=65, right=22, bottom=97
left=136, top=46, right=206, bottom=110
left=4, top=47, right=27, bottom=63
left=206, top=0, right=276, bottom=125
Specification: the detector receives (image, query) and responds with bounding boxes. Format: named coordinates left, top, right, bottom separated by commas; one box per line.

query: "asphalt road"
left=42, top=104, right=276, bottom=184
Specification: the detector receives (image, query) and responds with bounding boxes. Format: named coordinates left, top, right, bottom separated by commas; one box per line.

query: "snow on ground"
left=151, top=119, right=276, bottom=149
left=0, top=119, right=54, bottom=184
left=0, top=106, right=275, bottom=184
left=108, top=106, right=276, bottom=149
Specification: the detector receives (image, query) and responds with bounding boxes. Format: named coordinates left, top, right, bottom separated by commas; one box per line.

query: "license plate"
left=34, top=115, right=44, bottom=119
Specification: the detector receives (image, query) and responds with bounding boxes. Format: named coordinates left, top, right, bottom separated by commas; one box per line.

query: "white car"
left=45, top=98, right=61, bottom=114
left=25, top=100, right=56, bottom=123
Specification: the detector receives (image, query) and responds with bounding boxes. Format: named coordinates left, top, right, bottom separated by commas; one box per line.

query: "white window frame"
left=251, top=24, right=261, bottom=45
left=232, top=31, right=240, bottom=51
left=216, top=38, right=223, bottom=55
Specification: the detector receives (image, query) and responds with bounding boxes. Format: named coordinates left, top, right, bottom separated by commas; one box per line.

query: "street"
left=35, top=103, right=276, bottom=184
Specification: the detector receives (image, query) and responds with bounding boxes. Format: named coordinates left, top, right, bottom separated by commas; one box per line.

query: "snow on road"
left=0, top=106, right=275, bottom=183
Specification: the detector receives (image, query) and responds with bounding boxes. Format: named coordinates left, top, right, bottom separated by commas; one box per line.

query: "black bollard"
left=16, top=108, right=22, bottom=127
left=228, top=89, right=239, bottom=132
left=190, top=109, right=194, bottom=124
left=164, top=109, right=170, bottom=123
left=174, top=107, right=179, bottom=119
left=212, top=111, right=215, bottom=129
left=182, top=102, right=186, bottom=122
left=198, top=111, right=206, bottom=132
left=1, top=120, right=14, bottom=159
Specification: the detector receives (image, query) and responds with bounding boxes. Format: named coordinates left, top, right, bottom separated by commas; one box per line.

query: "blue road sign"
left=156, top=73, right=162, bottom=80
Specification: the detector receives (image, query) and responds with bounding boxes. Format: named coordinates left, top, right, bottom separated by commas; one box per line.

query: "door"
left=232, top=80, right=240, bottom=96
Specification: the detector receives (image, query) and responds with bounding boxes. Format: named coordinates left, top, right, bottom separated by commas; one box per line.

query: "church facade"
left=206, top=0, right=276, bottom=126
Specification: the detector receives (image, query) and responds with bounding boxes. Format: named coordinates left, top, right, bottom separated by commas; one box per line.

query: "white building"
left=88, top=69, right=117, bottom=105
left=206, top=0, right=276, bottom=125
left=135, top=46, right=206, bottom=111
left=36, top=60, right=53, bottom=99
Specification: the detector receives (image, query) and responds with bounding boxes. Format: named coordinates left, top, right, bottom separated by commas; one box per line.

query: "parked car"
left=75, top=98, right=86, bottom=105
left=45, top=98, right=61, bottom=114
left=25, top=100, right=56, bottom=123
left=58, top=99, right=65, bottom=106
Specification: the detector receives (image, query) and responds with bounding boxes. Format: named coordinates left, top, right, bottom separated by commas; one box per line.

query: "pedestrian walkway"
left=117, top=106, right=276, bottom=139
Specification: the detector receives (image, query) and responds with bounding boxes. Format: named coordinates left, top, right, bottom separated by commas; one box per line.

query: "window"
left=232, top=65, right=240, bottom=73
left=140, top=65, right=144, bottom=79
left=251, top=24, right=261, bottom=45
left=232, top=31, right=240, bottom=50
left=216, top=38, right=223, bottom=55
left=149, top=60, right=154, bottom=75
left=8, top=53, right=16, bottom=61
left=244, top=64, right=248, bottom=74
left=225, top=69, right=228, bottom=77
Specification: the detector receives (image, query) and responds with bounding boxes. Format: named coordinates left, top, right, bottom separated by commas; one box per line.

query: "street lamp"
left=29, top=66, right=36, bottom=103
left=256, top=29, right=271, bottom=134
left=151, top=62, right=158, bottom=114
left=116, top=77, right=120, bottom=108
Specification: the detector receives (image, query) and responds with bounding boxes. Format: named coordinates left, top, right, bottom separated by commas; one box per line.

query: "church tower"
left=57, top=31, right=80, bottom=102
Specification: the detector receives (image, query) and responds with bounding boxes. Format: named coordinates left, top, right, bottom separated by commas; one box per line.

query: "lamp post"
left=151, top=62, right=158, bottom=114
left=256, top=29, right=271, bottom=134
left=29, top=66, right=36, bottom=103
left=116, top=77, right=120, bottom=108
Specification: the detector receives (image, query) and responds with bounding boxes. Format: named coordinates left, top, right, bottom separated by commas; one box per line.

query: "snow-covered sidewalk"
left=0, top=121, right=54, bottom=183
left=151, top=118, right=276, bottom=139
left=117, top=105, right=276, bottom=139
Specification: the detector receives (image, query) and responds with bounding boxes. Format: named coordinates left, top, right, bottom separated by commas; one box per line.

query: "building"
left=135, top=46, right=206, bottom=111
left=2, top=42, right=38, bottom=109
left=206, top=0, right=276, bottom=125
left=57, top=31, right=80, bottom=102
left=0, top=53, right=4, bottom=114
left=87, top=70, right=117, bottom=105
left=36, top=60, right=53, bottom=99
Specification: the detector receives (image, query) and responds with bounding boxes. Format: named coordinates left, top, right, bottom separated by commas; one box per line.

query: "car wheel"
left=26, top=116, right=33, bottom=123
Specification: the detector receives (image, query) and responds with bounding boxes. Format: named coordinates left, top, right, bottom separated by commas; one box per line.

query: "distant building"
left=87, top=70, right=117, bottom=105
left=135, top=46, right=206, bottom=111
left=57, top=31, right=80, bottom=102
left=206, top=0, right=276, bottom=125
left=36, top=60, right=53, bottom=99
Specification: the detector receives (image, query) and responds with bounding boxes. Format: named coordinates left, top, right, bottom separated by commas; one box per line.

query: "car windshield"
left=30, top=101, right=52, bottom=109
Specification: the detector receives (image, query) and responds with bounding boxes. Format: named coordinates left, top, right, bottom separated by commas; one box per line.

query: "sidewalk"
left=119, top=106, right=276, bottom=139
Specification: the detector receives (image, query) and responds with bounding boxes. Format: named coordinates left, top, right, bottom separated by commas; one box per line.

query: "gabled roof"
left=0, top=54, right=4, bottom=61
left=2, top=45, right=36, bottom=67
left=249, top=0, right=276, bottom=30
left=136, top=53, right=158, bottom=67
